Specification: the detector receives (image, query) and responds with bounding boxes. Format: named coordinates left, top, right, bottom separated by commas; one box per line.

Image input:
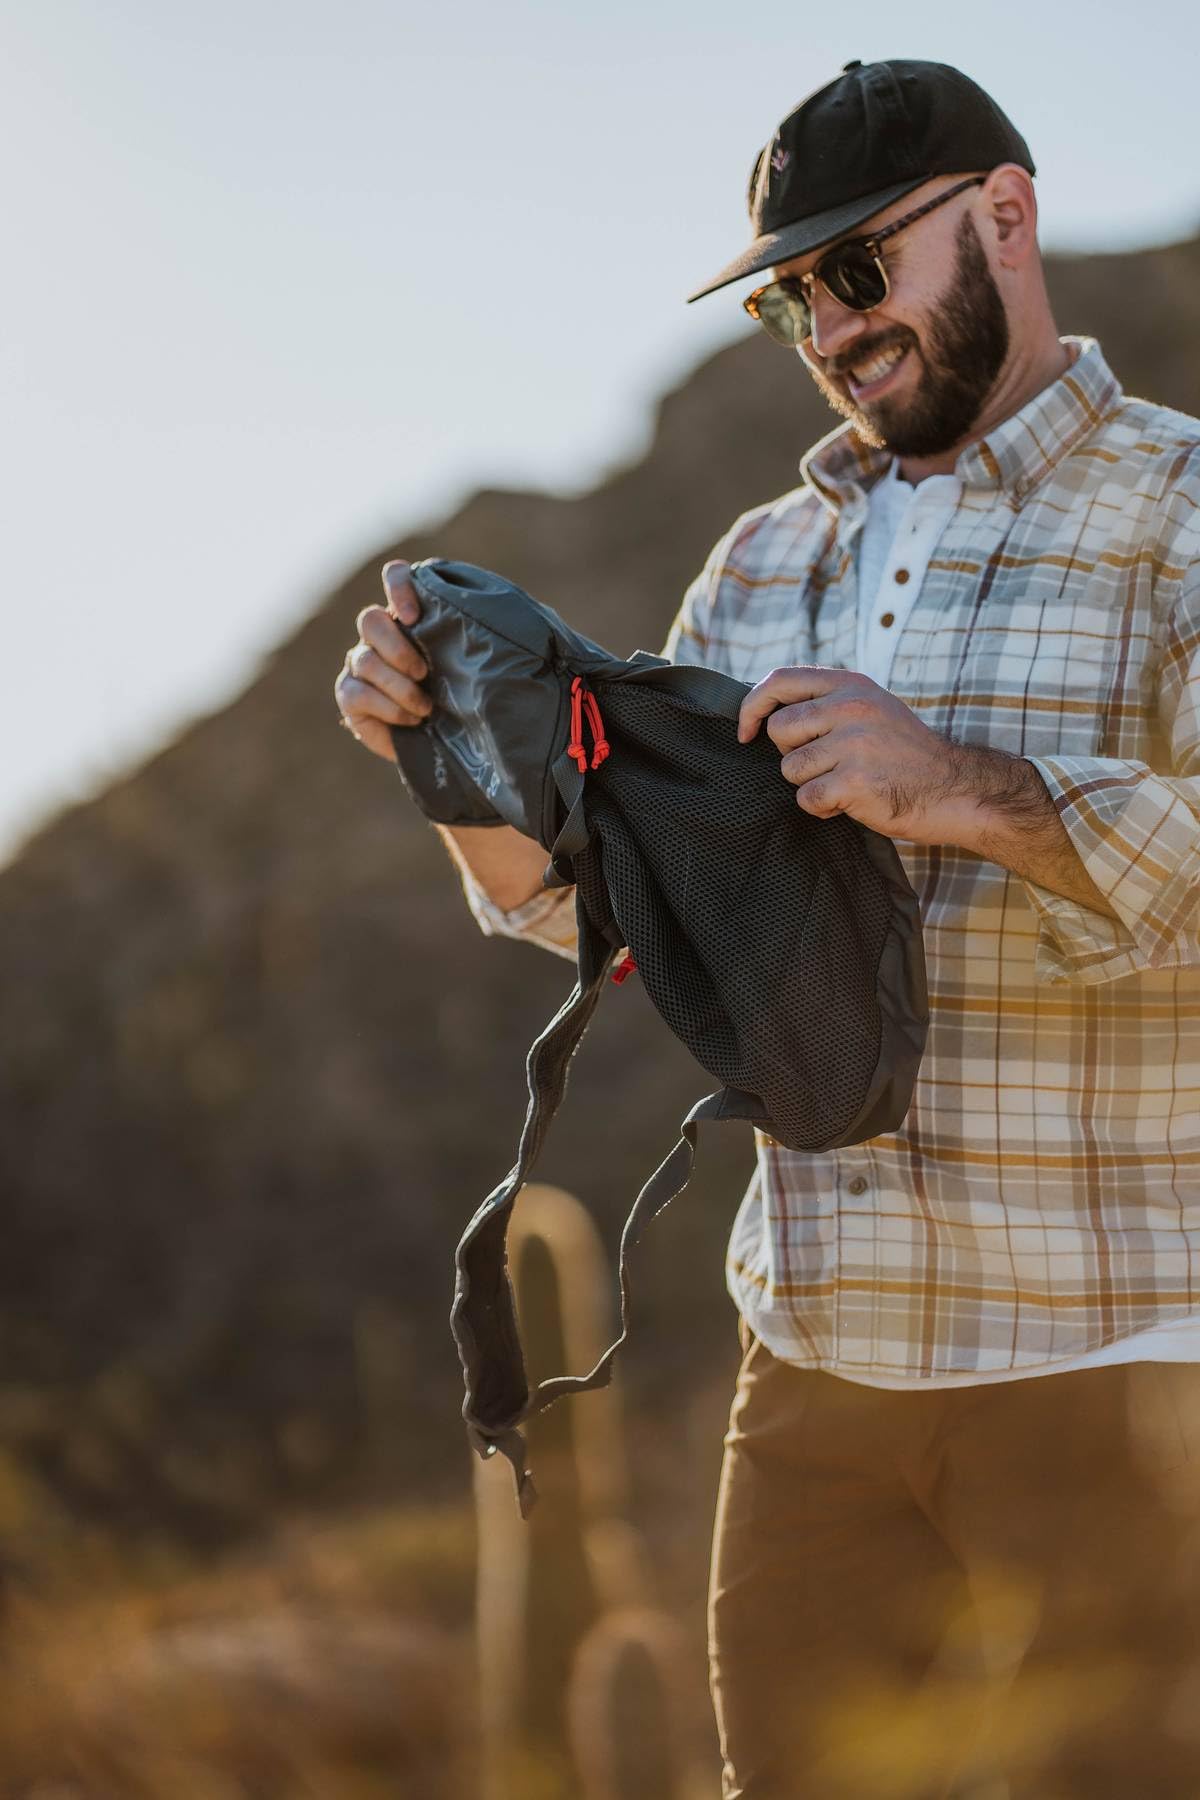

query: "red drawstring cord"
left=567, top=677, right=626, bottom=983
left=568, top=678, right=587, bottom=772
left=568, top=677, right=609, bottom=772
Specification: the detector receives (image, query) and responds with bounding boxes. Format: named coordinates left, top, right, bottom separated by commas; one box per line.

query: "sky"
left=2, top=0, right=1198, bottom=863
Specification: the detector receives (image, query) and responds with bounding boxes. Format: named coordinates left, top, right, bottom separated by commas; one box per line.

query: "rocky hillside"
left=2, top=236, right=1197, bottom=1541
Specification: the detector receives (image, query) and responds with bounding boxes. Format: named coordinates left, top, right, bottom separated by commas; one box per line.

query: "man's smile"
left=844, top=341, right=911, bottom=401
left=813, top=331, right=919, bottom=412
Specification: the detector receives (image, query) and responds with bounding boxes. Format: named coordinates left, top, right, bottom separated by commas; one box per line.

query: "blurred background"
left=1, top=0, right=1198, bottom=1793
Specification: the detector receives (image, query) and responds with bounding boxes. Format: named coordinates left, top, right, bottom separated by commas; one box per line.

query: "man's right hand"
left=335, top=556, right=573, bottom=915
left=334, top=560, right=433, bottom=762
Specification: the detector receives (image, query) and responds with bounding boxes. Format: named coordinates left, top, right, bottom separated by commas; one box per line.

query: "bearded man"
left=336, top=60, right=1200, bottom=1800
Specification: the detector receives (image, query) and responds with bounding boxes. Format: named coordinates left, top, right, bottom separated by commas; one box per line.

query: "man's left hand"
left=737, top=664, right=997, bottom=848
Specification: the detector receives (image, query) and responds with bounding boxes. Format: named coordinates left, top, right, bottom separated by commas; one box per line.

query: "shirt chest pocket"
left=899, top=597, right=1126, bottom=760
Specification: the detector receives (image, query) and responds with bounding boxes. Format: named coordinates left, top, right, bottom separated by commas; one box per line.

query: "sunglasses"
left=743, top=176, right=985, bottom=347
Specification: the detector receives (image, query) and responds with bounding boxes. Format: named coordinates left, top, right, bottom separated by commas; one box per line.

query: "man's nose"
left=807, top=284, right=874, bottom=362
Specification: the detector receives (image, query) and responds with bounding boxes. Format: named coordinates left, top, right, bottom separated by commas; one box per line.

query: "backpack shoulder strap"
left=459, top=1082, right=739, bottom=1516
left=451, top=889, right=613, bottom=1516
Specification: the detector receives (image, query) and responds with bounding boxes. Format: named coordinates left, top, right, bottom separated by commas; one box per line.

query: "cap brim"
left=685, top=177, right=928, bottom=303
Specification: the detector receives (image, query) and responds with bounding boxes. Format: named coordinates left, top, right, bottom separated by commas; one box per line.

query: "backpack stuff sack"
left=391, top=558, right=928, bottom=1513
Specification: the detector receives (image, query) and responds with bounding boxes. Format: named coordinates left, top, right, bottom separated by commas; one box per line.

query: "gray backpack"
left=391, top=558, right=928, bottom=1511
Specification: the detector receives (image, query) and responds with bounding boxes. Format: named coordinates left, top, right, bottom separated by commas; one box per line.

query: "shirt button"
left=846, top=1176, right=869, bottom=1195
left=879, top=611, right=895, bottom=628
left=893, top=568, right=910, bottom=585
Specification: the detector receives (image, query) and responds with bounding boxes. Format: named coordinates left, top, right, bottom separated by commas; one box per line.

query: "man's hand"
left=334, top=560, right=432, bottom=761
left=737, top=664, right=1029, bottom=848
left=737, top=664, right=1118, bottom=915
left=334, top=558, right=553, bottom=912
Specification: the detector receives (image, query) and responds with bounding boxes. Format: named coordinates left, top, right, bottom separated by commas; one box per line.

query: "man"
left=335, top=60, right=1200, bottom=1799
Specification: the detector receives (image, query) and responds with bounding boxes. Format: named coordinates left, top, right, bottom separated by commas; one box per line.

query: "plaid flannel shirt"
left=469, top=337, right=1200, bottom=1379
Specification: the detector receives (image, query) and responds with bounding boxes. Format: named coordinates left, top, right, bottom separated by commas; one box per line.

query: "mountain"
left=2, top=236, right=1198, bottom=1539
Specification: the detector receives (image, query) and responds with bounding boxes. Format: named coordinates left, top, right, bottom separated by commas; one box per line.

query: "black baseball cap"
left=687, top=59, right=1035, bottom=303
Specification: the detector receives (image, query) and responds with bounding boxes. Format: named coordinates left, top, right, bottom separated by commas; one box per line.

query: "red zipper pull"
left=567, top=677, right=588, bottom=774
left=568, top=676, right=611, bottom=773
left=611, top=953, right=637, bottom=985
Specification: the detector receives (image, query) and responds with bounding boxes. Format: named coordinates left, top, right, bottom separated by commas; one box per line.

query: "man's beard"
left=805, top=214, right=1010, bottom=458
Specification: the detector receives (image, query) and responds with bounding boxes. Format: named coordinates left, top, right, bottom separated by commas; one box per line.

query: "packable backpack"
left=391, top=559, right=928, bottom=1512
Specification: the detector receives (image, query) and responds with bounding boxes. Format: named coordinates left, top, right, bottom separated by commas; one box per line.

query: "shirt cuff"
left=1021, top=754, right=1200, bottom=985
left=461, top=867, right=579, bottom=962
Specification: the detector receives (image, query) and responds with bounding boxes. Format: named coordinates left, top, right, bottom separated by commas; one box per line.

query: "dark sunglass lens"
left=753, top=281, right=811, bottom=346
left=820, top=244, right=887, bottom=311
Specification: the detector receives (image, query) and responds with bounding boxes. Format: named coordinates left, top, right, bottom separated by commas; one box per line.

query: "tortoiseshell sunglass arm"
left=854, top=174, right=986, bottom=260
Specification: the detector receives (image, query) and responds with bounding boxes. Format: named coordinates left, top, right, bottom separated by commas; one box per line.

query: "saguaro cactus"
left=567, top=1605, right=703, bottom=1800
left=474, top=1183, right=636, bottom=1800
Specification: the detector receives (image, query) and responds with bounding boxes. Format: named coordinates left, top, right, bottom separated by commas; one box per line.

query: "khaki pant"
left=708, top=1328, right=1200, bottom=1799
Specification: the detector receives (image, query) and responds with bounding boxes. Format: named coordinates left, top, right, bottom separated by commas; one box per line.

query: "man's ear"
left=980, top=164, right=1039, bottom=269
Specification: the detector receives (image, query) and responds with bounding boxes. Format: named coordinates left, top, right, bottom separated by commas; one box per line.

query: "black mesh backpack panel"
left=579, top=679, right=897, bottom=1149
left=389, top=559, right=928, bottom=1513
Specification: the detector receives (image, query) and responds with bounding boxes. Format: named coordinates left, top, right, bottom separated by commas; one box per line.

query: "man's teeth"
left=848, top=345, right=906, bottom=386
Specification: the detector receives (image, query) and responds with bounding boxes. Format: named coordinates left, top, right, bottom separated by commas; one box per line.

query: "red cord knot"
left=568, top=677, right=610, bottom=772
left=611, top=953, right=637, bottom=985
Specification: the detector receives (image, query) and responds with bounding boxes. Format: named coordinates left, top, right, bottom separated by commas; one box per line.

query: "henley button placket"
left=855, top=468, right=962, bottom=691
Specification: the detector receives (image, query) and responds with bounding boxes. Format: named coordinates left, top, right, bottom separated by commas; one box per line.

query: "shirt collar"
left=800, top=336, right=1122, bottom=520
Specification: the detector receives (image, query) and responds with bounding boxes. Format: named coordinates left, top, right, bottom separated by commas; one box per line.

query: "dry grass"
left=0, top=1465, right=480, bottom=1799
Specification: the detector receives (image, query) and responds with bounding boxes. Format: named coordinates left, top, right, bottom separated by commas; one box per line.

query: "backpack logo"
left=432, top=743, right=449, bottom=790
left=770, top=143, right=790, bottom=176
